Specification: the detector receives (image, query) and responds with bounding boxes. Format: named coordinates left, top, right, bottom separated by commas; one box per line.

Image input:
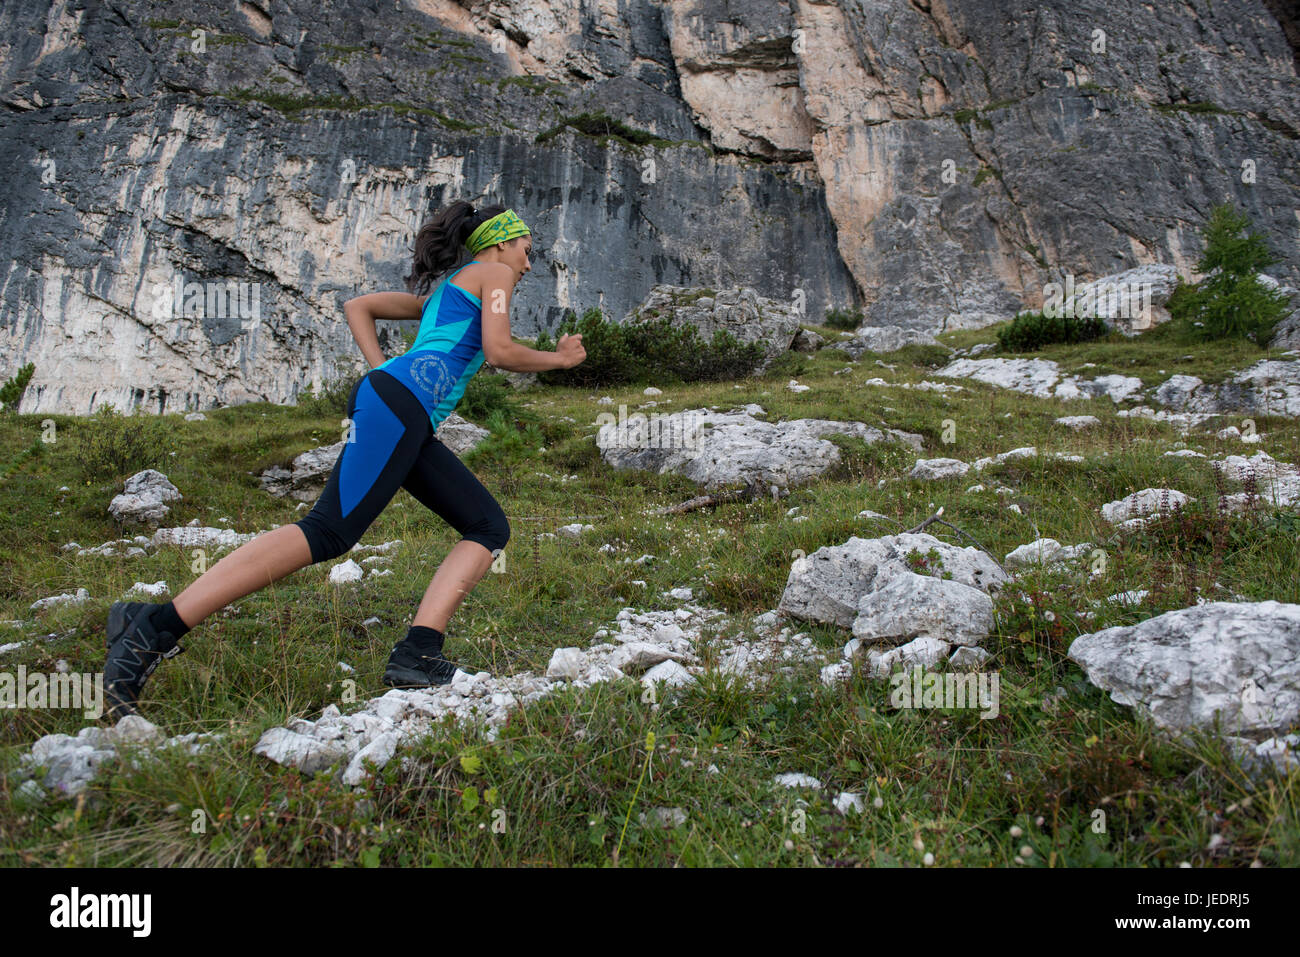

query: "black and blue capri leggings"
left=293, top=368, right=510, bottom=564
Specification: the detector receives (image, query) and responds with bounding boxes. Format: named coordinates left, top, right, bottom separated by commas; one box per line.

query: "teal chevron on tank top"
left=376, top=263, right=485, bottom=431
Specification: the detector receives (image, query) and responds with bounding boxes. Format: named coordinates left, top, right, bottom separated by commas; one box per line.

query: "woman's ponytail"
left=405, top=200, right=507, bottom=296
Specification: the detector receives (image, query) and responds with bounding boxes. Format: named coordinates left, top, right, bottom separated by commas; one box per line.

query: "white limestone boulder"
left=1100, top=488, right=1192, bottom=524
left=780, top=533, right=1007, bottom=667
left=597, top=407, right=922, bottom=491
left=1068, top=601, right=1300, bottom=734
left=109, top=470, right=182, bottom=526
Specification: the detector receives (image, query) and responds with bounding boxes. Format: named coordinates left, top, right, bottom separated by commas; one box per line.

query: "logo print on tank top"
left=407, top=352, right=456, bottom=402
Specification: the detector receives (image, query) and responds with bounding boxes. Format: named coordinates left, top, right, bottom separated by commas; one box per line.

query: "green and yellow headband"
left=466, top=208, right=531, bottom=255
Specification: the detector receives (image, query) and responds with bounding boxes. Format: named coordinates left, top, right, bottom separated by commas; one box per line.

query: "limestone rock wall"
left=1, top=0, right=1296, bottom=414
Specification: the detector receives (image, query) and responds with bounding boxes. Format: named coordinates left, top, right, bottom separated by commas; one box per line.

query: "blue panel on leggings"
left=339, top=375, right=404, bottom=518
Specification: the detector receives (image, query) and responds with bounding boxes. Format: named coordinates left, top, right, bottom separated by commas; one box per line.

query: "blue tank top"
left=376, top=263, right=485, bottom=431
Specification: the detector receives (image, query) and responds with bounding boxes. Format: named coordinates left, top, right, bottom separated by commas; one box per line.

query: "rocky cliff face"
left=1, top=0, right=1296, bottom=415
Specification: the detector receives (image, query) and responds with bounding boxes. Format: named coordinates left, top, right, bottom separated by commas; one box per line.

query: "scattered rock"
left=851, top=565, right=994, bottom=648
left=772, top=772, right=822, bottom=789
left=1100, top=488, right=1193, bottom=524
left=910, top=457, right=970, bottom=480
left=973, top=446, right=1037, bottom=471
left=1056, top=415, right=1100, bottom=430
left=934, top=358, right=1073, bottom=399
left=597, top=408, right=922, bottom=491
left=791, top=327, right=827, bottom=353
left=937, top=358, right=1143, bottom=403
left=30, top=588, right=90, bottom=612
left=949, top=646, right=992, bottom=670
left=108, top=470, right=182, bottom=526
left=832, top=325, right=939, bottom=358
left=433, top=412, right=491, bottom=456
left=641, top=659, right=696, bottom=689
left=1005, top=539, right=1063, bottom=569
left=1152, top=360, right=1300, bottom=419
left=259, top=441, right=344, bottom=502
left=781, top=532, right=1007, bottom=677
left=546, top=648, right=589, bottom=680
left=1116, top=405, right=1217, bottom=429
left=833, top=792, right=865, bottom=814
left=124, top=581, right=168, bottom=599
left=1068, top=601, right=1300, bottom=735
left=863, top=635, right=951, bottom=678
left=1210, top=450, right=1300, bottom=510
left=152, top=526, right=258, bottom=550
left=19, top=720, right=216, bottom=797
left=638, top=806, right=688, bottom=828
left=253, top=727, right=348, bottom=776
left=1045, top=264, right=1179, bottom=335
left=624, top=285, right=800, bottom=372
left=329, top=559, right=364, bottom=584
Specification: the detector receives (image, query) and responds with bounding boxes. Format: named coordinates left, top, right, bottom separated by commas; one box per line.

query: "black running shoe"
left=382, top=638, right=459, bottom=689
left=106, top=602, right=153, bottom=649
left=103, top=602, right=187, bottom=721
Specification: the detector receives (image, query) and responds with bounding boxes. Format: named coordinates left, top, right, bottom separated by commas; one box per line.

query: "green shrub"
left=0, top=363, right=34, bottom=412
left=823, top=306, right=862, bottom=331
left=533, top=307, right=766, bottom=388
left=1168, top=203, right=1290, bottom=343
left=996, top=311, right=1109, bottom=352
left=73, top=406, right=175, bottom=481
left=299, top=364, right=367, bottom=417
left=458, top=368, right=521, bottom=423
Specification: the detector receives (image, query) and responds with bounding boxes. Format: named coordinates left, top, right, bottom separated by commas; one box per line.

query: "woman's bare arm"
left=477, top=264, right=568, bottom=372
left=344, top=292, right=429, bottom=368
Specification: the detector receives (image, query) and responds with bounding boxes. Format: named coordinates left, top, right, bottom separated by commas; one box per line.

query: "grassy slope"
left=0, top=319, right=1296, bottom=866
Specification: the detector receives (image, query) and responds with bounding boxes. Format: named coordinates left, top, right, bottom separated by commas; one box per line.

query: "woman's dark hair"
left=405, top=200, right=509, bottom=296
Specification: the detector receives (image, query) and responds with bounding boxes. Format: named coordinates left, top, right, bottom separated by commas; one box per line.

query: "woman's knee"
left=293, top=514, right=356, bottom=564
left=463, top=510, right=509, bottom=555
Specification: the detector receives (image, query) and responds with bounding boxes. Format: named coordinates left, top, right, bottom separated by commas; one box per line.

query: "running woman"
left=102, top=202, right=587, bottom=721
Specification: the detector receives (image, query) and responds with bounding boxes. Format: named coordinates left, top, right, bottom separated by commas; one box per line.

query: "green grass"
left=219, top=88, right=481, bottom=130
left=535, top=112, right=680, bottom=150
left=496, top=75, right=563, bottom=96
left=1155, top=101, right=1231, bottom=116
left=1, top=326, right=1297, bottom=865
left=952, top=108, right=993, bottom=131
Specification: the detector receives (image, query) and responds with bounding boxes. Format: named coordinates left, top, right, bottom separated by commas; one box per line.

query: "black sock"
left=151, top=601, right=191, bottom=639
left=405, top=625, right=444, bottom=654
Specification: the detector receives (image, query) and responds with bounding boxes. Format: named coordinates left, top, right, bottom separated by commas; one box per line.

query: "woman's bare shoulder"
left=452, top=261, right=510, bottom=302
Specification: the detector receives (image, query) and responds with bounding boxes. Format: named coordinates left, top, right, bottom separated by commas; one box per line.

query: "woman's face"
left=509, top=236, right=533, bottom=285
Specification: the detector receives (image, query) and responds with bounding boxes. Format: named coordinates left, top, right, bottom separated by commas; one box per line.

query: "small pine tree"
left=0, top=362, right=35, bottom=412
left=1170, top=203, right=1290, bottom=342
